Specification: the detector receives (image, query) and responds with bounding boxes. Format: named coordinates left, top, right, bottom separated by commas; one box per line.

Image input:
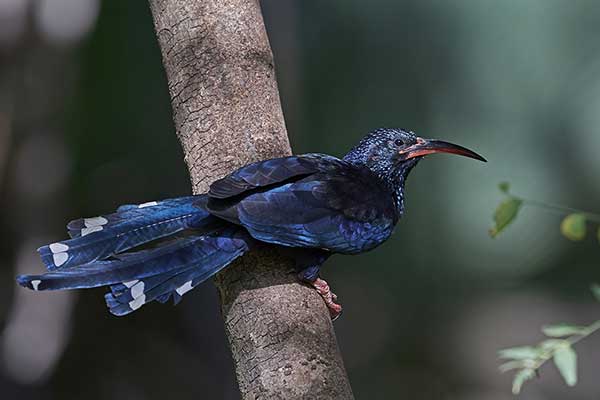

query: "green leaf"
left=489, top=197, right=523, bottom=237
left=560, top=214, right=587, bottom=241
left=512, top=368, right=535, bottom=394
left=498, top=182, right=511, bottom=194
left=553, top=344, right=577, bottom=386
left=542, top=324, right=587, bottom=337
left=499, top=360, right=527, bottom=372
left=597, top=226, right=600, bottom=244
left=498, top=346, right=540, bottom=360
left=540, top=339, right=568, bottom=350
left=591, top=284, right=600, bottom=302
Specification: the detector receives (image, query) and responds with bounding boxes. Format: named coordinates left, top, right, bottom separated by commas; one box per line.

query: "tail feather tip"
left=16, top=275, right=42, bottom=290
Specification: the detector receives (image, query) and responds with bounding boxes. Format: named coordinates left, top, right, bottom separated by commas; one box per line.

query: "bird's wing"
left=208, top=154, right=333, bottom=199
left=206, top=157, right=396, bottom=254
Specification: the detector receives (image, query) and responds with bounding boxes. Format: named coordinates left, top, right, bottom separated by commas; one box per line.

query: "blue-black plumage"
left=16, top=128, right=485, bottom=318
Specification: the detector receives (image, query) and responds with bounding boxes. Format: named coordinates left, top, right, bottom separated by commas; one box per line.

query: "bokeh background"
left=2, top=1, right=600, bottom=399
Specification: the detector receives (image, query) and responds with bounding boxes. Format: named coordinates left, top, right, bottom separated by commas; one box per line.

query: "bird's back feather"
left=207, top=155, right=397, bottom=254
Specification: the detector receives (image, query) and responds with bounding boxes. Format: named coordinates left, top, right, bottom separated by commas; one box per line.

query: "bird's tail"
left=16, top=196, right=252, bottom=315
left=38, top=196, right=211, bottom=270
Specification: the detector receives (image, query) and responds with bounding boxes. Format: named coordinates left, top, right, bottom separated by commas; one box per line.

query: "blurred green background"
left=2, top=1, right=600, bottom=399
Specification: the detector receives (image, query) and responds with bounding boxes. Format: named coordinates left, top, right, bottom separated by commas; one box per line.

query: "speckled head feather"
left=343, top=128, right=422, bottom=210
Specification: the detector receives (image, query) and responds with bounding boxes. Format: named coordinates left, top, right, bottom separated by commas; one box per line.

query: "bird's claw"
left=311, top=278, right=342, bottom=320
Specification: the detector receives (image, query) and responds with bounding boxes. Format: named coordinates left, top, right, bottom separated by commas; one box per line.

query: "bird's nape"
left=398, top=137, right=487, bottom=162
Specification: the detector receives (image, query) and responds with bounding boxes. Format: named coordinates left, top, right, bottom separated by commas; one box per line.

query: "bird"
left=16, top=128, right=485, bottom=319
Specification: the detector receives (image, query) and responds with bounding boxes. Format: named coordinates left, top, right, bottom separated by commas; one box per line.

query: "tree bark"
left=148, top=1, right=354, bottom=399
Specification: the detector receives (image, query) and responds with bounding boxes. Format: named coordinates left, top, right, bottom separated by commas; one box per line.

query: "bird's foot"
left=310, top=278, right=342, bottom=321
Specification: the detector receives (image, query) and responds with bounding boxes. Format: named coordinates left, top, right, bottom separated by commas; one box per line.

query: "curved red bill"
left=400, top=138, right=486, bottom=162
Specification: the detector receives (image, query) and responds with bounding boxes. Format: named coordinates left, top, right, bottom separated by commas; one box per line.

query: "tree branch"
left=148, top=1, right=354, bottom=398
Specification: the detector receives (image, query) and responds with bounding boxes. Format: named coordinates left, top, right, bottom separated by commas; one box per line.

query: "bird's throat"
left=343, top=147, right=420, bottom=217
left=387, top=158, right=419, bottom=217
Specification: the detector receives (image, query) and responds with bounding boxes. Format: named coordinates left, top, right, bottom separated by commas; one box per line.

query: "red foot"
left=311, top=278, right=342, bottom=320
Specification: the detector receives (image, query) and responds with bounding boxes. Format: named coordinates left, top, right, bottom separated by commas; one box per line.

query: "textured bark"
left=148, top=1, right=354, bottom=398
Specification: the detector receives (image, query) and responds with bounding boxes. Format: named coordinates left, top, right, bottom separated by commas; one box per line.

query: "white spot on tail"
left=49, top=243, right=69, bottom=253
left=176, top=280, right=194, bottom=296
left=138, top=201, right=158, bottom=208
left=129, top=294, right=146, bottom=311
left=81, top=225, right=103, bottom=236
left=123, top=280, right=138, bottom=288
left=130, top=281, right=145, bottom=298
left=53, top=252, right=68, bottom=267
left=84, top=216, right=108, bottom=227
left=31, top=280, right=41, bottom=290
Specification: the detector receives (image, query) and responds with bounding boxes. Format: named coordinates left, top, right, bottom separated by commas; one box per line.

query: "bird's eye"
left=394, top=139, right=405, bottom=147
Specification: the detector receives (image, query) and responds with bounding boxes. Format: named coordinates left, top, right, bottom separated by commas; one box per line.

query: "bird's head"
left=344, top=127, right=486, bottom=188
